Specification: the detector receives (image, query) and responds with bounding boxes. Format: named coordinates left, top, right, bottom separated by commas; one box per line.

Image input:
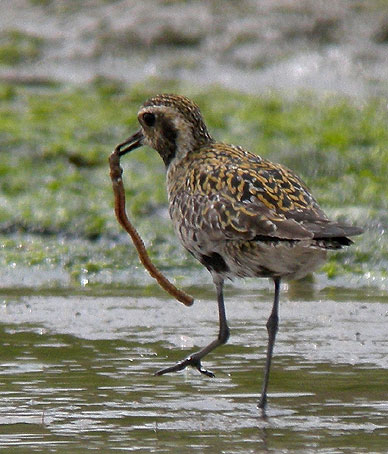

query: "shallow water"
left=2, top=0, right=388, bottom=97
left=0, top=285, right=387, bottom=453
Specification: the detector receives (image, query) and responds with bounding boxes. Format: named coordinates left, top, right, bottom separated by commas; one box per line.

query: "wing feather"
left=168, top=143, right=362, bottom=244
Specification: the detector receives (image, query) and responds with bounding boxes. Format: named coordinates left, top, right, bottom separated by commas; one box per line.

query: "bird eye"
left=142, top=112, right=156, bottom=127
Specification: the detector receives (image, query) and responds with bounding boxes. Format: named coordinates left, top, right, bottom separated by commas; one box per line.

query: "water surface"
left=0, top=285, right=387, bottom=453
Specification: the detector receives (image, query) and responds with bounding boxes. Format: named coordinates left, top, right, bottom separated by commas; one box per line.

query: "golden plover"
left=116, top=94, right=363, bottom=409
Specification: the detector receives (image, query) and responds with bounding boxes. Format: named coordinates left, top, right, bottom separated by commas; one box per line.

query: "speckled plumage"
left=117, top=93, right=363, bottom=409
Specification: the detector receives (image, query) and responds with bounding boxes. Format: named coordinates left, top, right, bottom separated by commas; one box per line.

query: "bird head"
left=116, top=94, right=213, bottom=167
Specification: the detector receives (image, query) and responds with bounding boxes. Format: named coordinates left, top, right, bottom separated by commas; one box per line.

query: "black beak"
left=115, top=130, right=144, bottom=156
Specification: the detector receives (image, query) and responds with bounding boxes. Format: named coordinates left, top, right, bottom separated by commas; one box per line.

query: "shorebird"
left=116, top=94, right=363, bottom=409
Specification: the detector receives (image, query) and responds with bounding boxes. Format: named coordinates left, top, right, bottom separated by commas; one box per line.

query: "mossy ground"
left=0, top=78, right=387, bottom=290
left=0, top=30, right=43, bottom=66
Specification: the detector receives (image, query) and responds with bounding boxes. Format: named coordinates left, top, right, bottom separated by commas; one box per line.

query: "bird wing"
left=173, top=144, right=362, bottom=243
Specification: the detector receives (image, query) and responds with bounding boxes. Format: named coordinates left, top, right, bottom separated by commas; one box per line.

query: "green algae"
left=0, top=30, right=44, bottom=66
left=0, top=79, right=386, bottom=289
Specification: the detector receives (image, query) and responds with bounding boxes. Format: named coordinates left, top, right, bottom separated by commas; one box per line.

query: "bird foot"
left=155, top=355, right=215, bottom=378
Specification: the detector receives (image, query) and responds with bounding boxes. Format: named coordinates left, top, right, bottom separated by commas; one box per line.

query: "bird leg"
left=258, top=277, right=281, bottom=410
left=155, top=278, right=230, bottom=378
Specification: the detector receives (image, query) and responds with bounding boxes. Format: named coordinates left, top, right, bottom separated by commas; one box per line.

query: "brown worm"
left=109, top=149, right=194, bottom=307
